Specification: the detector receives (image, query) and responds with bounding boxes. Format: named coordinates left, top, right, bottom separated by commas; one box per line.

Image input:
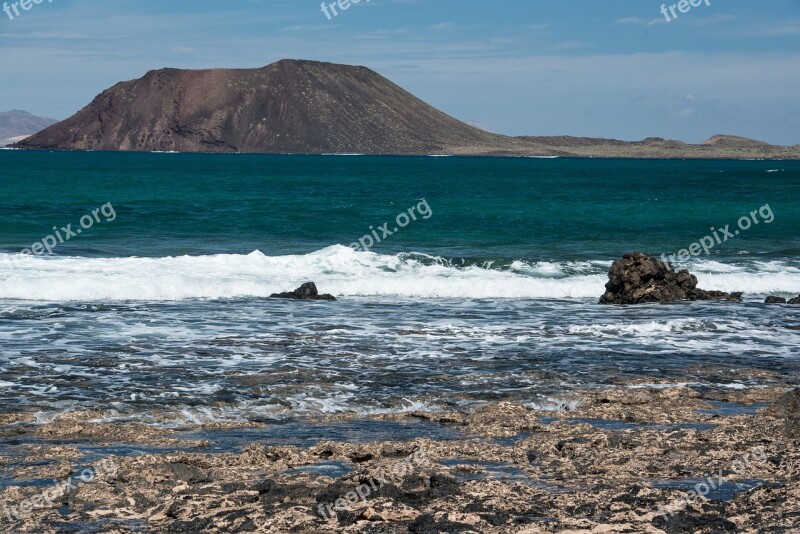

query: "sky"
left=1, top=0, right=799, bottom=145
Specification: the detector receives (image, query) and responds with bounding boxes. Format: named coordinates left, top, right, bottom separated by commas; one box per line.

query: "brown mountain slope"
left=17, top=59, right=517, bottom=154
left=16, top=59, right=799, bottom=158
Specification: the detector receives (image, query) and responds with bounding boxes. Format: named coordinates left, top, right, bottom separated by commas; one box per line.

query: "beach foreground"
left=1, top=154, right=799, bottom=532
left=1, top=379, right=797, bottom=533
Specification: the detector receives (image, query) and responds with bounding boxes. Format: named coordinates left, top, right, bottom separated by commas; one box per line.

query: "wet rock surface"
left=600, top=253, right=743, bottom=304
left=770, top=388, right=800, bottom=438
left=1, top=383, right=798, bottom=533
left=765, top=295, right=800, bottom=304
left=270, top=282, right=336, bottom=301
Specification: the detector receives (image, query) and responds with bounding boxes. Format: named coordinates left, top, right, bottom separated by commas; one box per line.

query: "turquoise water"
left=1, top=152, right=798, bottom=260
left=0, top=151, right=798, bottom=425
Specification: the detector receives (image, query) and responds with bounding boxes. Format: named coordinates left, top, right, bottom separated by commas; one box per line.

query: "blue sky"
left=1, top=0, right=799, bottom=144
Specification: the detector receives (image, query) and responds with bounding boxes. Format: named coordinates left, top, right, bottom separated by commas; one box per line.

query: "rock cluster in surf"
left=599, top=252, right=742, bottom=304
left=765, top=295, right=800, bottom=304
left=271, top=282, right=336, bottom=301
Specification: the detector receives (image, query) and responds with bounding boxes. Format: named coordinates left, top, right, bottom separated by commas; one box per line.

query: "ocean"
left=1, top=151, right=799, bottom=429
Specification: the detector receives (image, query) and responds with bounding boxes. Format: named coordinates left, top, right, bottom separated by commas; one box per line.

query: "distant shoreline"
left=13, top=60, right=799, bottom=158
left=5, top=148, right=800, bottom=160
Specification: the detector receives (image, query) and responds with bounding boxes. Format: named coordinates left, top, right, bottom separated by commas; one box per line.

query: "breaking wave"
left=0, top=245, right=798, bottom=302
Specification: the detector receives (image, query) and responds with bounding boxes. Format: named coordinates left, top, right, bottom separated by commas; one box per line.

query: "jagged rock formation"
left=765, top=295, right=800, bottom=304
left=599, top=253, right=742, bottom=304
left=765, top=296, right=788, bottom=304
left=270, top=282, right=336, bottom=301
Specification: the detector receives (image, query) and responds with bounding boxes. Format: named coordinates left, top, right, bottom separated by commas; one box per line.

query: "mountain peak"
left=18, top=60, right=502, bottom=154
left=12, top=62, right=800, bottom=158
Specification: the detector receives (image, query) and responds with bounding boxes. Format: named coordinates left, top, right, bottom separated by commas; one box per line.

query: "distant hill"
left=516, top=134, right=795, bottom=159
left=0, top=110, right=58, bottom=146
left=15, top=60, right=800, bottom=159
left=703, top=134, right=770, bottom=148
left=17, top=60, right=513, bottom=154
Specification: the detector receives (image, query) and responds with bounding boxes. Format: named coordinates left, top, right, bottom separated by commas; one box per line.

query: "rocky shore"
left=270, top=282, right=336, bottom=301
left=599, top=253, right=743, bottom=304
left=598, top=253, right=800, bottom=306
left=1, top=382, right=797, bottom=533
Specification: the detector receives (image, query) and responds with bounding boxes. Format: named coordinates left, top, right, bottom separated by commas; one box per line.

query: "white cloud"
left=1, top=1, right=798, bottom=145
left=615, top=17, right=646, bottom=25
left=671, top=108, right=696, bottom=119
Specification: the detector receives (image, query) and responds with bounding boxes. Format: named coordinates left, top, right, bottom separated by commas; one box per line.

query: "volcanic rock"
left=15, top=60, right=509, bottom=155
left=789, top=296, right=800, bottom=305
left=270, top=282, right=336, bottom=301
left=599, top=253, right=742, bottom=304
left=765, top=296, right=787, bottom=304
left=770, top=388, right=800, bottom=438
left=1, top=384, right=798, bottom=532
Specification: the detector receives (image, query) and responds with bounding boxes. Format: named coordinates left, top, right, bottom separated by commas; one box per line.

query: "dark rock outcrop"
left=770, top=389, right=800, bottom=438
left=765, top=296, right=787, bottom=304
left=270, top=282, right=335, bottom=301
left=599, top=253, right=742, bottom=304
left=789, top=296, right=800, bottom=305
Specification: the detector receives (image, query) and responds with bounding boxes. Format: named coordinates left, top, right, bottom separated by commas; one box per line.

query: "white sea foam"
left=567, top=319, right=702, bottom=337
left=0, top=246, right=798, bottom=302
left=524, top=398, right=581, bottom=412
left=691, top=261, right=800, bottom=294
left=627, top=382, right=754, bottom=390
left=0, top=246, right=603, bottom=301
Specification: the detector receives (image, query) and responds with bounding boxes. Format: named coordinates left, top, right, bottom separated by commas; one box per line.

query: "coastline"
left=7, top=146, right=800, bottom=160
left=1, top=154, right=798, bottom=532
left=4, top=4, right=800, bottom=534
left=1, top=380, right=797, bottom=533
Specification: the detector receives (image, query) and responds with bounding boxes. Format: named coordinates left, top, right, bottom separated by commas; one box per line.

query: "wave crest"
left=0, top=246, right=798, bottom=301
